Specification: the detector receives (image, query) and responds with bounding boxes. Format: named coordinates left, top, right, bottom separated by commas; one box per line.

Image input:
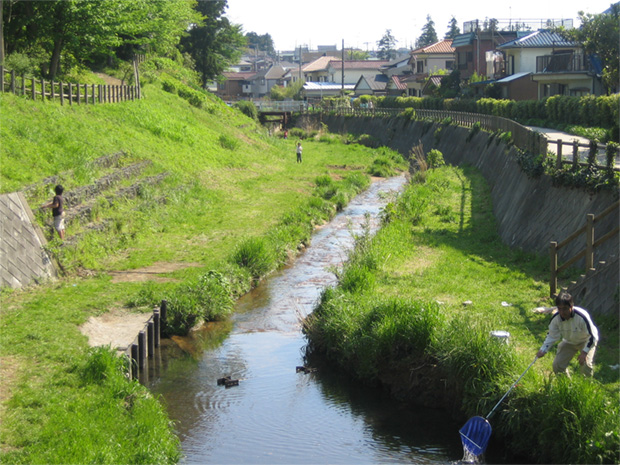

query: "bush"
left=230, top=236, right=276, bottom=279
left=234, top=100, right=258, bottom=120
left=426, top=149, right=445, bottom=169
left=218, top=134, right=239, bottom=150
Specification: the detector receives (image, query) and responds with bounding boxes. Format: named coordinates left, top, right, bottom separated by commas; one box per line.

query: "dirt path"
left=80, top=262, right=201, bottom=349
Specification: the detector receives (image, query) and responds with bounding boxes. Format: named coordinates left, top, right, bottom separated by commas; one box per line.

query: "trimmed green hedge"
left=376, top=95, right=619, bottom=131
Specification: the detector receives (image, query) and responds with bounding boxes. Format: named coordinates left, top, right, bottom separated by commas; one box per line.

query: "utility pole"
left=341, top=39, right=345, bottom=94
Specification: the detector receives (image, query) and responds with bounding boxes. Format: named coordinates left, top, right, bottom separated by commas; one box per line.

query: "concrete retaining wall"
left=0, top=192, right=57, bottom=288
left=307, top=114, right=619, bottom=314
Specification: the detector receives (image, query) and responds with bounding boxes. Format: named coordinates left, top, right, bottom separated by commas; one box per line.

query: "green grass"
left=304, top=164, right=619, bottom=464
left=0, top=76, right=404, bottom=463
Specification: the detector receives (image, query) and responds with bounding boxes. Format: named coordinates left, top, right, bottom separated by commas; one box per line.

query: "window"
left=445, top=60, right=455, bottom=70
left=416, top=61, right=424, bottom=73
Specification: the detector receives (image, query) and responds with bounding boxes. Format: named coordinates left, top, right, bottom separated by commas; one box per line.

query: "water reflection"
left=148, top=175, right=463, bottom=464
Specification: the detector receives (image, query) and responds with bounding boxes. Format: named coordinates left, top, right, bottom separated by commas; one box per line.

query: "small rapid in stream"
left=147, top=175, right=464, bottom=464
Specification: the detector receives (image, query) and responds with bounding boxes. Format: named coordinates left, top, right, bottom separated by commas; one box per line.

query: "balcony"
left=536, top=54, right=590, bottom=73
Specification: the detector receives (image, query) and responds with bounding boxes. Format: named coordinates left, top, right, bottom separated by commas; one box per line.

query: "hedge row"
left=376, top=95, right=619, bottom=130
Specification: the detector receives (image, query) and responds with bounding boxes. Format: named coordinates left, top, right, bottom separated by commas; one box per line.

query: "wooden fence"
left=1, top=66, right=140, bottom=105
left=319, top=106, right=547, bottom=157
left=549, top=201, right=619, bottom=297
left=318, top=106, right=619, bottom=171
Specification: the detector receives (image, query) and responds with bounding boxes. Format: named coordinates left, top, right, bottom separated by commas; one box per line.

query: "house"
left=302, top=56, right=340, bottom=82
left=451, top=21, right=521, bottom=81
left=353, top=74, right=389, bottom=95
left=497, top=30, right=603, bottom=99
left=217, top=71, right=254, bottom=100
left=325, top=60, right=390, bottom=85
left=405, top=39, right=455, bottom=97
left=302, top=81, right=355, bottom=99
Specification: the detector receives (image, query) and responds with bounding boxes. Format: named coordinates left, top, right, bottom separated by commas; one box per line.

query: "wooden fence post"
left=549, top=241, right=558, bottom=297
left=585, top=214, right=594, bottom=270
left=31, top=78, right=36, bottom=100
left=9, top=70, right=15, bottom=94
left=59, top=82, right=64, bottom=106
left=20, top=73, right=25, bottom=95
left=50, top=81, right=55, bottom=101
left=556, top=139, right=563, bottom=169
left=91, top=84, right=95, bottom=104
left=40, top=79, right=45, bottom=101
left=572, top=140, right=579, bottom=169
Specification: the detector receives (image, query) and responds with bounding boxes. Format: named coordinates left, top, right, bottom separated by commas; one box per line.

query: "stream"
left=146, top=175, right=464, bottom=464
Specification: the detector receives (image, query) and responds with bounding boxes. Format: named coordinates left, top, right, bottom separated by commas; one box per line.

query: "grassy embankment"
left=304, top=162, right=619, bottom=464
left=0, top=79, right=405, bottom=464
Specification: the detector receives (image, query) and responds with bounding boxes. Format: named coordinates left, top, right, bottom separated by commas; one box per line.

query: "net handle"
left=486, top=356, right=538, bottom=420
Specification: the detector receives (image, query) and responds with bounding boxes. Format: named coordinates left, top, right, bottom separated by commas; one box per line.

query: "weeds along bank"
left=0, top=81, right=407, bottom=464
left=303, top=164, right=619, bottom=464
left=306, top=114, right=619, bottom=315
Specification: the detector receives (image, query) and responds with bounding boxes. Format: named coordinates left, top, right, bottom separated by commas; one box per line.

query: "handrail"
left=549, top=200, right=619, bottom=296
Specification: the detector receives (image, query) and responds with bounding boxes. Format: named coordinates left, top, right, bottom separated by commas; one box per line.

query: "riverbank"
left=304, top=163, right=619, bottom=464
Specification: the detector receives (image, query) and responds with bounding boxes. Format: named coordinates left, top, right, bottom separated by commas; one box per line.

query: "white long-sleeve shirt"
left=540, top=306, right=599, bottom=354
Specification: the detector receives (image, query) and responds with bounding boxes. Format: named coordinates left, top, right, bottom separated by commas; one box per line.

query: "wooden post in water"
left=130, top=343, right=139, bottom=379
left=147, top=320, right=154, bottom=356
left=153, top=309, right=160, bottom=347
left=160, top=300, right=167, bottom=333
left=138, top=331, right=146, bottom=368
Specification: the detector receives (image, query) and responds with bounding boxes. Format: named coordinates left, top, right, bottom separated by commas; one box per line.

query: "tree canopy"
left=416, top=15, right=438, bottom=48
left=377, top=29, right=397, bottom=60
left=444, top=17, right=460, bottom=39
left=557, top=4, right=619, bottom=94
left=180, top=0, right=245, bottom=87
left=2, top=0, right=199, bottom=80
left=245, top=32, right=275, bottom=56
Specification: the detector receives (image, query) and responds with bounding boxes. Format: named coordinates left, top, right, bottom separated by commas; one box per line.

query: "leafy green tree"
left=245, top=32, right=275, bottom=56
left=2, top=0, right=198, bottom=79
left=444, top=17, right=460, bottom=39
left=416, top=15, right=438, bottom=47
left=348, top=49, right=370, bottom=60
left=181, top=0, right=245, bottom=88
left=377, top=29, right=397, bottom=60
left=556, top=4, right=619, bottom=94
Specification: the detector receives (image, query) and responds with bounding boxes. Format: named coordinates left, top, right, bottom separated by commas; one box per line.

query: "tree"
left=416, top=15, right=438, bottom=48
left=444, top=17, right=460, bottom=39
left=556, top=4, right=619, bottom=94
left=181, top=0, right=245, bottom=88
left=245, top=32, right=275, bottom=56
left=2, top=0, right=198, bottom=79
left=377, top=29, right=397, bottom=60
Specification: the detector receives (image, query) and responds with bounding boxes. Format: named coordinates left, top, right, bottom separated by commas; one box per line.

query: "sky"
left=225, top=0, right=615, bottom=52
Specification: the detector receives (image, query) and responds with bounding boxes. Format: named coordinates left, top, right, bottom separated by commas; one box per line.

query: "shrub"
left=234, top=100, right=258, bottom=120
left=426, top=149, right=445, bottom=169
left=230, top=236, right=276, bottom=279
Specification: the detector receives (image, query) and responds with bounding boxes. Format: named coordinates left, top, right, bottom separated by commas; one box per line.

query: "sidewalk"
left=527, top=126, right=619, bottom=168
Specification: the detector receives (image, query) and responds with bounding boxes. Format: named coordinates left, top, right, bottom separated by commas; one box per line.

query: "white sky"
left=225, top=0, right=614, bottom=52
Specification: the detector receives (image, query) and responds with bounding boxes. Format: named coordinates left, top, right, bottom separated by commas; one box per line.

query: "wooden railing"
left=550, top=138, right=619, bottom=172
left=1, top=66, right=140, bottom=105
left=318, top=106, right=548, bottom=156
left=549, top=201, right=619, bottom=296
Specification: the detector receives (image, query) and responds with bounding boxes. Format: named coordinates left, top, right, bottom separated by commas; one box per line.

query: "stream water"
left=146, top=175, right=463, bottom=464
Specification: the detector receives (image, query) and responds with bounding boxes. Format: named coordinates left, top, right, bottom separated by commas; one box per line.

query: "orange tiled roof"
left=411, top=39, right=454, bottom=55
left=302, top=56, right=340, bottom=72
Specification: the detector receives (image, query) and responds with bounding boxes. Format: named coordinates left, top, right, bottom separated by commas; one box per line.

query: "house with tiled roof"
left=405, top=39, right=455, bottom=97
left=217, top=71, right=255, bottom=100
left=497, top=30, right=604, bottom=99
left=302, top=56, right=340, bottom=82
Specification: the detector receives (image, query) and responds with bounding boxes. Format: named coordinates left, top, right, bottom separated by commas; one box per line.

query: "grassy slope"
left=0, top=85, right=386, bottom=463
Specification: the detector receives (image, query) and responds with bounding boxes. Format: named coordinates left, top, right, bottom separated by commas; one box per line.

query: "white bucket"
left=490, top=330, right=510, bottom=343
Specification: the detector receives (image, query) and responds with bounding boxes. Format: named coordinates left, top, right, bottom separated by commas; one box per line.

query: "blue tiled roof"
left=498, top=30, right=577, bottom=49
left=451, top=33, right=474, bottom=48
